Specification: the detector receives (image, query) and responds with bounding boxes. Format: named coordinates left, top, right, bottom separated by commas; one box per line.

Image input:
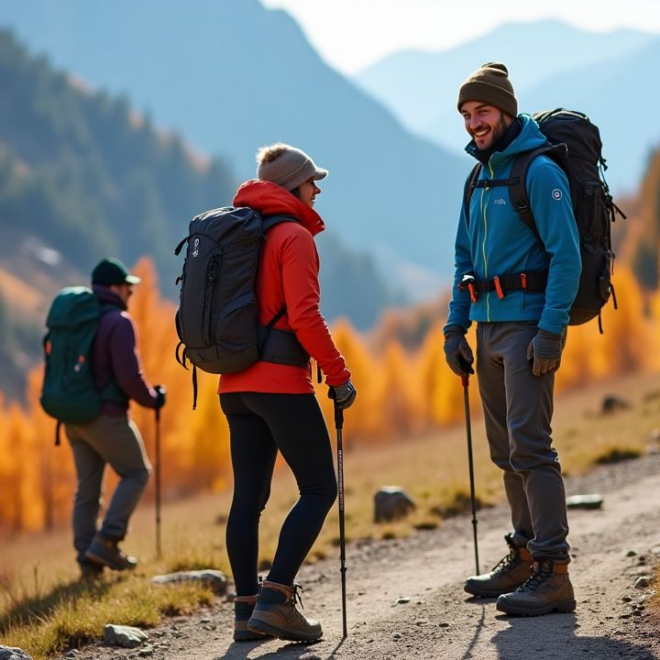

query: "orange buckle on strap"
left=459, top=274, right=478, bottom=303
left=493, top=276, right=505, bottom=299
left=520, top=272, right=528, bottom=290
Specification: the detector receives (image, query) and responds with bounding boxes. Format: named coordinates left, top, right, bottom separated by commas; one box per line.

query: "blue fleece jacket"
left=446, top=114, right=581, bottom=335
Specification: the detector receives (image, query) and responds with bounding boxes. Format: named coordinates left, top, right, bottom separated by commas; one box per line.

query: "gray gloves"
left=329, top=380, right=357, bottom=410
left=527, top=330, right=563, bottom=376
left=443, top=325, right=474, bottom=377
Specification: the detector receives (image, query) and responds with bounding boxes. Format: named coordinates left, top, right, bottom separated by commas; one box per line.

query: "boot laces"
left=519, top=562, right=552, bottom=594
left=290, top=582, right=305, bottom=610
left=490, top=549, right=520, bottom=576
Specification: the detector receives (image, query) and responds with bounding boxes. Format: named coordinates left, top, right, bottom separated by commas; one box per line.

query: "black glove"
left=154, top=384, right=167, bottom=409
left=527, top=330, right=563, bottom=377
left=329, top=380, right=357, bottom=410
left=443, top=325, right=474, bottom=377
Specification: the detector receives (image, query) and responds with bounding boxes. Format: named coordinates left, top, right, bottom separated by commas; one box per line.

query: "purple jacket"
left=92, top=285, right=158, bottom=416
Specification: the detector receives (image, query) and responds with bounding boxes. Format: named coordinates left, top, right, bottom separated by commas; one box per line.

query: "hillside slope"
left=9, top=371, right=658, bottom=660
left=0, top=29, right=401, bottom=398
left=0, top=0, right=467, bottom=288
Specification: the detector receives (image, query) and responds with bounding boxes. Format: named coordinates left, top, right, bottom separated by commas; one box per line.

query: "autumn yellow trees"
left=1, top=257, right=659, bottom=533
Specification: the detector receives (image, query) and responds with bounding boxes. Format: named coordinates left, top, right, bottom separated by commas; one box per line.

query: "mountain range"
left=355, top=21, right=658, bottom=194
left=0, top=0, right=468, bottom=297
left=0, top=29, right=401, bottom=398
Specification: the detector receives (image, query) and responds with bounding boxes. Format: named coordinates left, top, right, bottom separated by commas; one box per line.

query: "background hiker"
left=66, top=258, right=166, bottom=577
left=443, top=62, right=581, bottom=616
left=219, top=144, right=356, bottom=643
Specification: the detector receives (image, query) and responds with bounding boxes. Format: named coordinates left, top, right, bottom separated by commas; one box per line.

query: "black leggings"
left=220, top=392, right=337, bottom=596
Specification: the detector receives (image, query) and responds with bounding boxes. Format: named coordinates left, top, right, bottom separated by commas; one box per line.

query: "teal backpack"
left=40, top=287, right=127, bottom=443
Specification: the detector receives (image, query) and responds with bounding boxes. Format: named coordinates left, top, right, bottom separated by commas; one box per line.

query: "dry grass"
left=2, top=370, right=660, bottom=657
left=0, top=574, right=213, bottom=657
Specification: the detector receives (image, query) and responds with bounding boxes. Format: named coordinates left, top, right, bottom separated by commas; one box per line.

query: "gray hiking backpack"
left=174, top=206, right=310, bottom=405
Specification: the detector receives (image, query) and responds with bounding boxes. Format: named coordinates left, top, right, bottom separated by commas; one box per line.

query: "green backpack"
left=40, top=287, right=127, bottom=442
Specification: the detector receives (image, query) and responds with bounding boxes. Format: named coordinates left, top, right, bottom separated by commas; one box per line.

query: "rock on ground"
left=0, top=647, right=33, bottom=660
left=103, top=624, right=148, bottom=648
left=151, top=570, right=228, bottom=595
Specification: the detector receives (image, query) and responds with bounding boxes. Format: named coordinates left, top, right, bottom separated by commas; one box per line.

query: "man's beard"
left=477, top=115, right=509, bottom=152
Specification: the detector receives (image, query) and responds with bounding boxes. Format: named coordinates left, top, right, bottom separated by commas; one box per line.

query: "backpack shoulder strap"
left=463, top=164, right=482, bottom=228
left=99, top=303, right=122, bottom=316
left=262, top=214, right=300, bottom=232
left=508, top=144, right=562, bottom=245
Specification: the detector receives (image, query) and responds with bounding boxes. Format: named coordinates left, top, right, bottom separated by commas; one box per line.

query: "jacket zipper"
left=481, top=164, right=493, bottom=321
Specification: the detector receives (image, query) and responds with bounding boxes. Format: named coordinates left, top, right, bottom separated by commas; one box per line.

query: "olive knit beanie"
left=256, top=143, right=328, bottom=192
left=457, top=62, right=518, bottom=118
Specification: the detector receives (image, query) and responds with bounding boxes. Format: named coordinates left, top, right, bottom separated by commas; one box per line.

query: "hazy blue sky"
left=262, top=0, right=660, bottom=73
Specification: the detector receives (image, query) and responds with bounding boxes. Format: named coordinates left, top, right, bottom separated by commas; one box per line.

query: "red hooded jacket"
left=218, top=180, right=351, bottom=395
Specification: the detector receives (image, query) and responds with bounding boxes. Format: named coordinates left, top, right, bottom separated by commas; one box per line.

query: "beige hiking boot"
left=233, top=595, right=272, bottom=642
left=496, top=559, right=576, bottom=616
left=247, top=580, right=322, bottom=642
left=464, top=534, right=532, bottom=598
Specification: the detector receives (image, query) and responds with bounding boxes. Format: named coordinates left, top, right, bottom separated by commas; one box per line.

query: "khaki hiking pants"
left=66, top=415, right=151, bottom=564
left=476, top=321, right=570, bottom=562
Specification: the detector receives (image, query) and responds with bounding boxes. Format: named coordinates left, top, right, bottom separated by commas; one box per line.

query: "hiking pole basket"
left=155, top=407, right=162, bottom=559
left=462, top=376, right=480, bottom=575
left=332, top=396, right=349, bottom=638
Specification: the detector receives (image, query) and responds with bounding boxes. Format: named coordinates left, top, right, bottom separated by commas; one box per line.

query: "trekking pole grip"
left=329, top=388, right=344, bottom=430
left=334, top=403, right=344, bottom=430
left=461, top=376, right=469, bottom=388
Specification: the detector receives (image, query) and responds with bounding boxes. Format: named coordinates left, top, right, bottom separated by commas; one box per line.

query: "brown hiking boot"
left=496, top=559, right=576, bottom=616
left=247, top=580, right=322, bottom=642
left=79, top=560, right=104, bottom=582
left=464, top=535, right=532, bottom=598
left=84, top=535, right=137, bottom=571
left=233, top=595, right=272, bottom=642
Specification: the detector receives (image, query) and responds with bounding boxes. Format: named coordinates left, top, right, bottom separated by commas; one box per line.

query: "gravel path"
left=68, top=444, right=660, bottom=660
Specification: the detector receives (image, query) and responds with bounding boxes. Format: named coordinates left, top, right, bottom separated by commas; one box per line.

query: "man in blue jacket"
left=443, top=62, right=581, bottom=616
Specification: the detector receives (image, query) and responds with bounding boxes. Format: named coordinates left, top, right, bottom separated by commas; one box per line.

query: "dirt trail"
left=71, top=446, right=660, bottom=660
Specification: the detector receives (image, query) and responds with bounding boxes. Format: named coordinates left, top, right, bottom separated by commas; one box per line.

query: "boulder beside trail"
left=0, top=647, right=33, bottom=660
left=151, top=569, right=228, bottom=595
left=103, top=624, right=148, bottom=648
left=601, top=395, right=631, bottom=415
left=566, top=494, right=604, bottom=510
left=374, top=486, right=417, bottom=523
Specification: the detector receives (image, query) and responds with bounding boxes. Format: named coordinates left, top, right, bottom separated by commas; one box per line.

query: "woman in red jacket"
left=219, top=144, right=356, bottom=643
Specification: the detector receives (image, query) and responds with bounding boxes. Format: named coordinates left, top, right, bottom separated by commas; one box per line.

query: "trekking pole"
left=462, top=376, right=480, bottom=575
left=155, top=407, right=162, bottom=560
left=332, top=397, right=348, bottom=638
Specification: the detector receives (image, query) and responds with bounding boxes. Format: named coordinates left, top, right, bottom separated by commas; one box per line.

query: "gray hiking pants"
left=66, top=415, right=151, bottom=564
left=476, top=322, right=569, bottom=561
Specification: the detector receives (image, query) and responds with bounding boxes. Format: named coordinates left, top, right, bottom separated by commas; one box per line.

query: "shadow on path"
left=461, top=603, right=487, bottom=660
left=492, top=614, right=658, bottom=660
left=0, top=574, right=112, bottom=634
left=215, top=636, right=338, bottom=660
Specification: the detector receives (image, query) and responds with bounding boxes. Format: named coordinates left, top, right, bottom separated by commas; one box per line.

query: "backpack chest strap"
left=472, top=177, right=521, bottom=189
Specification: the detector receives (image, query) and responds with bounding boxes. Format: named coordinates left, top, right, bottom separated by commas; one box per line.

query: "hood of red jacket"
left=233, top=180, right=325, bottom=237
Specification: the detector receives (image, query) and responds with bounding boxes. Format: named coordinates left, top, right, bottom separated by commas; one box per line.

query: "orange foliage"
left=2, top=255, right=659, bottom=533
